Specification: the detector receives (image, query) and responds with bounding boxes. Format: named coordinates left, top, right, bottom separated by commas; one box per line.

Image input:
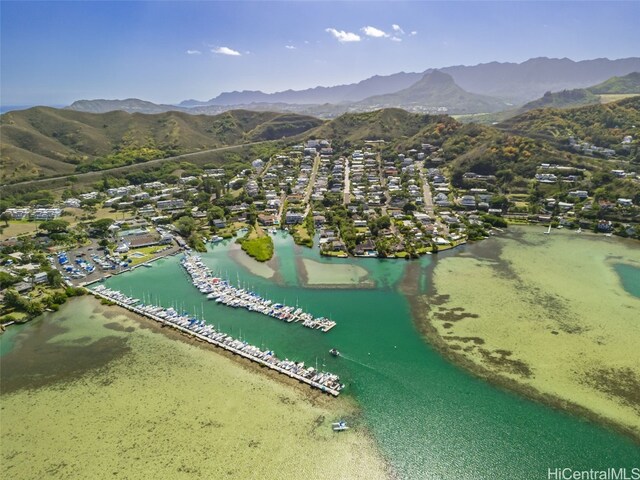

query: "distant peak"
left=419, top=70, right=455, bottom=84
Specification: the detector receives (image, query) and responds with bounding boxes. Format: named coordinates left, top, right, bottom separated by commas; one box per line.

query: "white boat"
left=543, top=224, right=552, bottom=235
left=576, top=228, right=582, bottom=233
left=332, top=420, right=349, bottom=432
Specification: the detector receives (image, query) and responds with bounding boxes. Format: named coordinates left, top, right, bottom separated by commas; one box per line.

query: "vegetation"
left=237, top=227, right=274, bottom=262
left=588, top=72, right=640, bottom=94
left=0, top=108, right=322, bottom=183
left=500, top=96, right=640, bottom=152
left=519, top=89, right=600, bottom=112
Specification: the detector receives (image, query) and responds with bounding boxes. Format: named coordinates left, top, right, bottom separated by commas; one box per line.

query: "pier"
left=90, top=285, right=343, bottom=396
left=180, top=254, right=336, bottom=332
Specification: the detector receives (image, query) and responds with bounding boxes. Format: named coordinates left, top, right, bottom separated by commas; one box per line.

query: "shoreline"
left=94, top=296, right=397, bottom=478
left=1, top=297, right=395, bottom=480
left=405, top=246, right=640, bottom=445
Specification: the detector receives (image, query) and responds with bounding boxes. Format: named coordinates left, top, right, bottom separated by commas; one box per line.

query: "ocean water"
left=614, top=263, right=640, bottom=299
left=0, top=297, right=389, bottom=479
left=98, top=230, right=640, bottom=479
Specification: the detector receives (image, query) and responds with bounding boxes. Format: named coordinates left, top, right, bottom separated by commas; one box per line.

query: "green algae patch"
left=1, top=297, right=391, bottom=480
left=419, top=227, right=640, bottom=440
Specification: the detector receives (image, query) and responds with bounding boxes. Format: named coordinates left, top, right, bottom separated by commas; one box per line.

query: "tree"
left=47, top=269, right=63, bottom=287
left=174, top=216, right=196, bottom=237
left=402, top=202, right=417, bottom=214
left=3, top=289, right=22, bottom=309
left=376, top=215, right=391, bottom=230
left=38, top=219, right=69, bottom=234
left=207, top=206, right=225, bottom=222
left=0, top=271, right=19, bottom=289
left=0, top=211, right=11, bottom=226
left=91, top=218, right=115, bottom=236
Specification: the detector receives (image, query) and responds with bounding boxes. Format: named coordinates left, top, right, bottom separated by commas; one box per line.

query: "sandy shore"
left=298, top=258, right=374, bottom=288
left=413, top=227, right=640, bottom=442
left=1, top=297, right=393, bottom=479
left=227, top=241, right=278, bottom=280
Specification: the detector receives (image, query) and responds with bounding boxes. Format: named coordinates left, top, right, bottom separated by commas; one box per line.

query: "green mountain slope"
left=309, top=108, right=459, bottom=144
left=588, top=72, right=640, bottom=94
left=0, top=108, right=323, bottom=182
left=519, top=89, right=600, bottom=111
left=499, top=96, right=640, bottom=149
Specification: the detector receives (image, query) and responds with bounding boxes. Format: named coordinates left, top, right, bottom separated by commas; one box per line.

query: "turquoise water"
left=103, top=235, right=639, bottom=479
left=614, top=263, right=640, bottom=299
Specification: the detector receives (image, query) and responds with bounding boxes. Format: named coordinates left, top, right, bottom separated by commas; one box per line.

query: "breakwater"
left=90, top=285, right=344, bottom=396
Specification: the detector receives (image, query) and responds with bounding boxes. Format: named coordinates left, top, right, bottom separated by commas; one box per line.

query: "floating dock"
left=180, top=254, right=336, bottom=332
left=90, top=285, right=343, bottom=396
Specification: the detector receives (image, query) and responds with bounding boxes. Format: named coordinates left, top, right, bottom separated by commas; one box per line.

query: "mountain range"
left=64, top=57, right=640, bottom=118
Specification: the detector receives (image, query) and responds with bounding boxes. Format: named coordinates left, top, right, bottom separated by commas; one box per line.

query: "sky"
left=1, top=1, right=639, bottom=106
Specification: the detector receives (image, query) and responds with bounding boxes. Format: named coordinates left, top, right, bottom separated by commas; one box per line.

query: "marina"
left=180, top=254, right=337, bottom=332
left=89, top=284, right=344, bottom=396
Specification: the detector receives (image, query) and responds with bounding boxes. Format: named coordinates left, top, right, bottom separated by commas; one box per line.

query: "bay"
left=100, top=230, right=640, bottom=479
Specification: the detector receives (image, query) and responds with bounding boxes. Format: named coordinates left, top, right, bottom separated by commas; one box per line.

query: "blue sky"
left=1, top=1, right=639, bottom=106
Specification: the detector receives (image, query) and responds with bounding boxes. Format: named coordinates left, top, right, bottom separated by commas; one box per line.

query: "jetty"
left=90, top=285, right=344, bottom=396
left=180, top=254, right=336, bottom=332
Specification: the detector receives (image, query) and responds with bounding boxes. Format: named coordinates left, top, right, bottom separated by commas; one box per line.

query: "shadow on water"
left=1, top=312, right=130, bottom=395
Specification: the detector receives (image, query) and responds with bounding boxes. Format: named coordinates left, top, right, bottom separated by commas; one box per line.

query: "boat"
left=329, top=348, right=340, bottom=357
left=576, top=228, right=582, bottom=234
left=543, top=224, right=552, bottom=235
left=332, top=420, right=349, bottom=432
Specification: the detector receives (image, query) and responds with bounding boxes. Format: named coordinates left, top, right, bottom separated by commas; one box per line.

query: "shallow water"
left=0, top=297, right=389, bottom=479
left=94, top=230, right=640, bottom=478
left=614, top=263, right=640, bottom=299
left=425, top=227, right=640, bottom=440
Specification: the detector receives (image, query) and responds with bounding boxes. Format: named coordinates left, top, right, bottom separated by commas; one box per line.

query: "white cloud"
left=325, top=28, right=361, bottom=43
left=391, top=37, right=402, bottom=42
left=186, top=50, right=201, bottom=55
left=392, top=24, right=404, bottom=34
left=212, top=46, right=241, bottom=56
left=361, top=26, right=389, bottom=38
left=410, top=31, right=418, bottom=36
left=285, top=45, right=296, bottom=50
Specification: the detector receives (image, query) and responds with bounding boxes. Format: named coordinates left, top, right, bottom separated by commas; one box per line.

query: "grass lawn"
left=0, top=221, right=39, bottom=240
left=127, top=246, right=167, bottom=266
left=320, top=250, right=348, bottom=258
left=292, top=224, right=313, bottom=247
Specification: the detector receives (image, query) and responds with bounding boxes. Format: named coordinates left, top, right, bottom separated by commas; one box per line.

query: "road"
left=343, top=157, right=350, bottom=205
left=419, top=164, right=447, bottom=236
left=419, top=164, right=435, bottom=216
left=302, top=153, right=321, bottom=217
left=1, top=140, right=271, bottom=192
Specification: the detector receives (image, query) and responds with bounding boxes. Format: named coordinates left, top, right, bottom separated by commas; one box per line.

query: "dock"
left=90, top=285, right=343, bottom=396
left=180, top=254, right=336, bottom=332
